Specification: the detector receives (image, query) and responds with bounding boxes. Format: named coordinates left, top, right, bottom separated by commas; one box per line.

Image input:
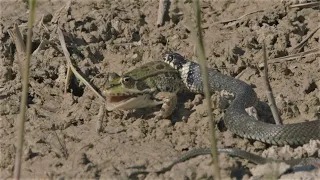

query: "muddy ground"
left=1, top=0, right=319, bottom=179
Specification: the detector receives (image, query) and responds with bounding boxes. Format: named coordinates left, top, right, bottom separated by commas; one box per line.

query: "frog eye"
left=121, top=76, right=132, bottom=83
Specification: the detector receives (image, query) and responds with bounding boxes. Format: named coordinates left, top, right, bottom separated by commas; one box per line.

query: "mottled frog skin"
left=104, top=53, right=319, bottom=146
left=103, top=61, right=187, bottom=118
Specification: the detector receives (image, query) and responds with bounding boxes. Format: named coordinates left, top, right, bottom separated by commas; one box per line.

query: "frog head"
left=103, top=72, right=157, bottom=111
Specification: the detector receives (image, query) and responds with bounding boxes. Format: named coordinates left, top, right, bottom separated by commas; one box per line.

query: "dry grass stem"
left=216, top=9, right=264, bottom=27
left=214, top=9, right=264, bottom=29
left=290, top=2, right=320, bottom=8
left=290, top=25, right=320, bottom=54
left=32, top=39, right=50, bottom=55
left=262, top=42, right=282, bottom=125
left=8, top=24, right=26, bottom=56
left=157, top=0, right=169, bottom=27
left=96, top=105, right=105, bottom=133
left=57, top=27, right=105, bottom=101
left=258, top=47, right=320, bottom=67
left=51, top=0, right=71, bottom=24
left=13, top=0, right=37, bottom=179
left=53, top=130, right=69, bottom=159
left=192, top=0, right=221, bottom=179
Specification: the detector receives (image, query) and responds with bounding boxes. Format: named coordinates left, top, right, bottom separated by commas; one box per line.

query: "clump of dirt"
left=0, top=0, right=319, bottom=179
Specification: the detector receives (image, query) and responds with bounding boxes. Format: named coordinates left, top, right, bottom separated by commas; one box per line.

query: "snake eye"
left=167, top=54, right=173, bottom=62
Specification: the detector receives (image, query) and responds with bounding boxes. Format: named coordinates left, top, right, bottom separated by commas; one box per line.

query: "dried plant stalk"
left=157, top=0, right=169, bottom=27
left=13, top=0, right=37, bottom=179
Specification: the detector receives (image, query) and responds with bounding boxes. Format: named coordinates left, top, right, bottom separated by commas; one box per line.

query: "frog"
left=103, top=61, right=187, bottom=119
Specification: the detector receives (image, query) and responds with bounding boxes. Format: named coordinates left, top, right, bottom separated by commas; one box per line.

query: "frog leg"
left=153, top=92, right=178, bottom=119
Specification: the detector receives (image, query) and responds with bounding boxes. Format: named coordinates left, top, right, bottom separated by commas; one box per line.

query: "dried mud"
left=0, top=0, right=319, bottom=179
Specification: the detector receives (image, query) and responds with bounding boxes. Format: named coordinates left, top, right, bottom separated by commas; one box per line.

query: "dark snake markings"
left=128, top=53, right=320, bottom=177
left=164, top=52, right=320, bottom=146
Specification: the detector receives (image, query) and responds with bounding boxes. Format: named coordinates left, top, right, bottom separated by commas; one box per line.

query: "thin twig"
left=64, top=62, right=72, bottom=93
left=57, top=27, right=105, bottom=101
left=216, top=9, right=264, bottom=24
left=9, top=24, right=26, bottom=56
left=192, top=1, right=221, bottom=179
left=96, top=104, right=105, bottom=133
left=262, top=42, right=282, bottom=125
left=290, top=25, right=320, bottom=54
left=214, top=9, right=264, bottom=29
left=53, top=130, right=69, bottom=159
left=258, top=47, right=320, bottom=67
left=32, top=39, right=50, bottom=55
left=51, top=0, right=71, bottom=24
left=8, top=24, right=28, bottom=77
left=13, top=0, right=37, bottom=179
left=156, top=0, right=169, bottom=27
left=290, top=2, right=320, bottom=8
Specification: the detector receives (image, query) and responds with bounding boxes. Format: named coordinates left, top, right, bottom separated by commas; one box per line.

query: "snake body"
left=164, top=53, right=320, bottom=146
left=128, top=147, right=319, bottom=177
left=128, top=53, right=319, bottom=177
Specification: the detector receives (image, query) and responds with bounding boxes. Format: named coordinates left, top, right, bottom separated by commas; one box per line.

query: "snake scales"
left=128, top=53, right=319, bottom=177
left=164, top=52, right=320, bottom=146
left=128, top=147, right=319, bottom=177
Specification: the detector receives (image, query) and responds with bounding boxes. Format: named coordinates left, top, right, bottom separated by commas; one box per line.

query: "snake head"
left=163, top=53, right=188, bottom=70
